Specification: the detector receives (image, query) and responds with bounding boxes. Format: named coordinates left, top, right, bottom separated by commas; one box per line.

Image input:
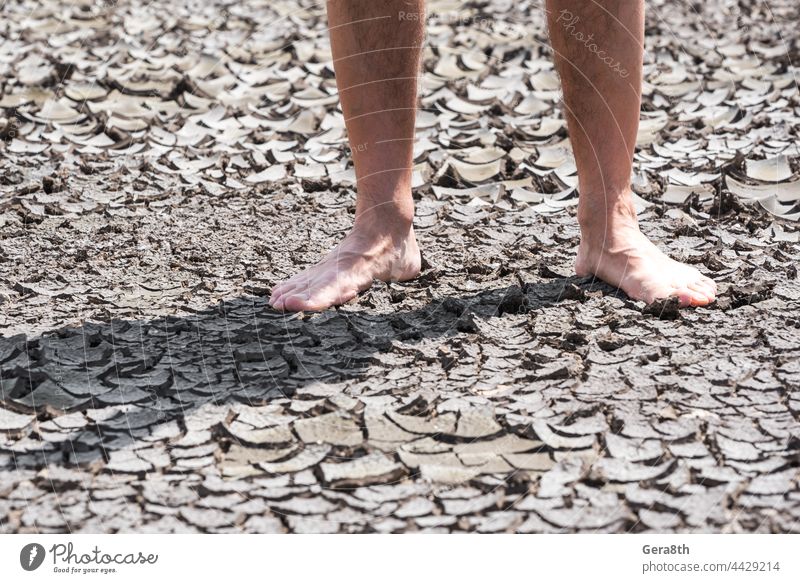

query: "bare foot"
left=575, top=205, right=717, bottom=307
left=269, top=223, right=421, bottom=312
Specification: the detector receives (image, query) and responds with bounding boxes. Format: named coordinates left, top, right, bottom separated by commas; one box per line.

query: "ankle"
left=578, top=196, right=638, bottom=233
left=578, top=201, right=642, bottom=254
left=354, top=203, right=415, bottom=239
left=352, top=214, right=415, bottom=246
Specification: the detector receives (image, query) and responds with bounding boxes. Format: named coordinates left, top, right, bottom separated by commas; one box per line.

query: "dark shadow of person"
left=0, top=275, right=621, bottom=467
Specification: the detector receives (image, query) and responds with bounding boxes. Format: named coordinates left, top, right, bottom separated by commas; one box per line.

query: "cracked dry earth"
left=1, top=0, right=800, bottom=533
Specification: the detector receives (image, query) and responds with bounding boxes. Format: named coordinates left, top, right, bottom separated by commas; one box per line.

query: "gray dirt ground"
left=1, top=0, right=799, bottom=533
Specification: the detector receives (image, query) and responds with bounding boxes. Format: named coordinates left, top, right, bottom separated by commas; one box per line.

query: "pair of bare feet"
left=269, top=1, right=717, bottom=313
left=268, top=196, right=717, bottom=312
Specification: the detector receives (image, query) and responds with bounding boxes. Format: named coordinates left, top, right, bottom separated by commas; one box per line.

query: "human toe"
left=688, top=280, right=716, bottom=303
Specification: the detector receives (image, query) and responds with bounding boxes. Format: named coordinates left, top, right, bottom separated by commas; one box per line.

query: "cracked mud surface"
left=1, top=0, right=799, bottom=532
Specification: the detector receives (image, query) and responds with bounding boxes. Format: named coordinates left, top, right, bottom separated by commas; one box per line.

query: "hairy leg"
left=546, top=0, right=716, bottom=306
left=270, top=0, right=424, bottom=312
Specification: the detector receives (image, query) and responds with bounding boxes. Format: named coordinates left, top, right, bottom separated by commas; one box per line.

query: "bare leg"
left=270, top=1, right=424, bottom=311
left=546, top=0, right=716, bottom=306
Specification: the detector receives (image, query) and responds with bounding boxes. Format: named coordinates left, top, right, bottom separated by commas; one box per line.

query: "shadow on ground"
left=0, top=275, right=621, bottom=462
